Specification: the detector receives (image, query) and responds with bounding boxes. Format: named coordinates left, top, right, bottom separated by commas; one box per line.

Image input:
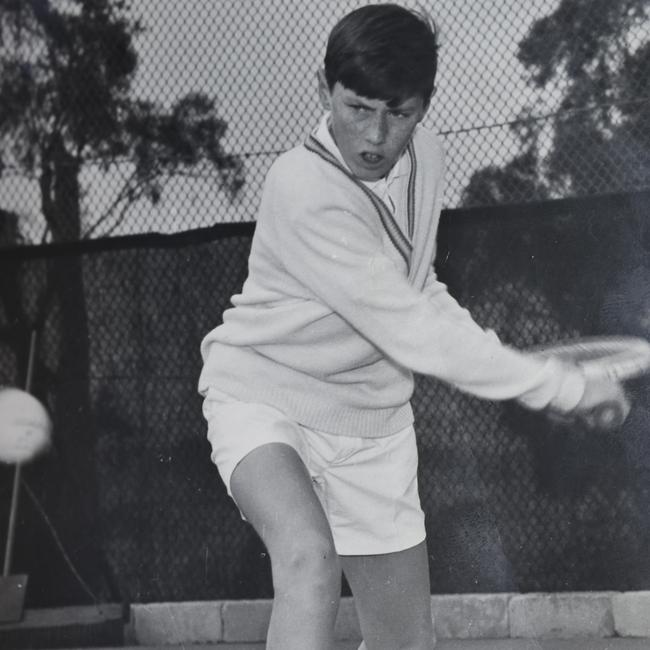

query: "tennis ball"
left=0, top=387, right=52, bottom=464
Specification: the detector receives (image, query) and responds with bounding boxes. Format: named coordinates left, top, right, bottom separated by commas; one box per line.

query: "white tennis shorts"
left=202, top=387, right=426, bottom=556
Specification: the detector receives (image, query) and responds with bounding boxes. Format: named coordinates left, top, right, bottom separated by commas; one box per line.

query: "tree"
left=461, top=0, right=650, bottom=206
left=460, top=109, right=549, bottom=206
left=0, top=0, right=243, bottom=241
left=0, top=0, right=243, bottom=605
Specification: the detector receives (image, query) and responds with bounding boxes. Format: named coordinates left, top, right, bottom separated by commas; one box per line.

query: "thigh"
left=232, top=443, right=342, bottom=650
left=230, top=442, right=335, bottom=556
left=340, top=541, right=435, bottom=650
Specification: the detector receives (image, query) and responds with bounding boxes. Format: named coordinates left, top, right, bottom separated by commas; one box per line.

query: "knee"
left=271, top=533, right=340, bottom=594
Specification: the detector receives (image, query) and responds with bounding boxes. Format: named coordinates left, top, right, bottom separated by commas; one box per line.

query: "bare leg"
left=341, top=541, right=435, bottom=650
left=230, top=442, right=341, bottom=650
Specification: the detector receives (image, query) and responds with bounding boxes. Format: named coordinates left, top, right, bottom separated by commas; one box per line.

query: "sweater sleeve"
left=271, top=164, right=584, bottom=412
left=421, top=266, right=499, bottom=336
left=419, top=266, right=585, bottom=410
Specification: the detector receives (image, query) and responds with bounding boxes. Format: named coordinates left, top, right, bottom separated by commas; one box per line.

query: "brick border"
left=129, top=591, right=650, bottom=645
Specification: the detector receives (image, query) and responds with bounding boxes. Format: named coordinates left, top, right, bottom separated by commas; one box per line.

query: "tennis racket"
left=530, top=336, right=650, bottom=430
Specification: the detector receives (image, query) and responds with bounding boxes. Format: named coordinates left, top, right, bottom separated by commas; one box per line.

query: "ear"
left=317, top=69, right=332, bottom=111
left=419, top=86, right=436, bottom=121
left=419, top=100, right=430, bottom=122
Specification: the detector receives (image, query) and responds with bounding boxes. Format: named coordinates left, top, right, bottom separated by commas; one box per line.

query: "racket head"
left=530, top=336, right=650, bottom=382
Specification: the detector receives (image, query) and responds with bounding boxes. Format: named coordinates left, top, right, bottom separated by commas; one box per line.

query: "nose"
left=365, top=112, right=388, bottom=145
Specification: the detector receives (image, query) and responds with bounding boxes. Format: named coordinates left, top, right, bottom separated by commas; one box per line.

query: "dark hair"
left=324, top=4, right=438, bottom=106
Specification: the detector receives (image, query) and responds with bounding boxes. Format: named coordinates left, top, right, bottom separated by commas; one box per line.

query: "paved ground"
left=51, top=633, right=650, bottom=650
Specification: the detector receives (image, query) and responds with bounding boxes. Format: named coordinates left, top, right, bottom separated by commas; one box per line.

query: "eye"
left=348, top=103, right=369, bottom=113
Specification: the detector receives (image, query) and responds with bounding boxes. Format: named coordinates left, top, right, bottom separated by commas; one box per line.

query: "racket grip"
left=580, top=400, right=627, bottom=431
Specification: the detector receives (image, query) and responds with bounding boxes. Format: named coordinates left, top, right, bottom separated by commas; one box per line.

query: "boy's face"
left=318, top=71, right=429, bottom=181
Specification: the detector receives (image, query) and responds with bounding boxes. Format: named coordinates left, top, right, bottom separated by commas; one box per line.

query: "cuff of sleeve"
left=547, top=360, right=586, bottom=413
left=516, top=357, right=586, bottom=412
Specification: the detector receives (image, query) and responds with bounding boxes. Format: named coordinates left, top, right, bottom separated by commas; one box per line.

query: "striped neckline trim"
left=406, top=140, right=417, bottom=240
left=304, top=135, right=415, bottom=270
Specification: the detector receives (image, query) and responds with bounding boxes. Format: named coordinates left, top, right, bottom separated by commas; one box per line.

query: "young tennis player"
left=199, top=5, right=628, bottom=649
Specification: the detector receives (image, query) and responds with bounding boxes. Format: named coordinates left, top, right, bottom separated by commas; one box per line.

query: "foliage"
left=0, top=1, right=244, bottom=604
left=461, top=109, right=549, bottom=206
left=462, top=0, right=650, bottom=206
left=0, top=0, right=244, bottom=241
left=87, top=93, right=245, bottom=236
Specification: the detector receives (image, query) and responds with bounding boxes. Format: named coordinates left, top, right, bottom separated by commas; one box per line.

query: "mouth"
left=360, top=152, right=385, bottom=167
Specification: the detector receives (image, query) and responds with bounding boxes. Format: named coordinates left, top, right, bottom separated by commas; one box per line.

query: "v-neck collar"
left=305, top=129, right=417, bottom=274
left=305, top=134, right=415, bottom=270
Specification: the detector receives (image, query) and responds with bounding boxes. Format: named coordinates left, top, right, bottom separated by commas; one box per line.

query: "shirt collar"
left=313, top=113, right=409, bottom=186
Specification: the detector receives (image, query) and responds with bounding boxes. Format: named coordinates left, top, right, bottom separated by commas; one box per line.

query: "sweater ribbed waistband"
left=198, top=342, right=414, bottom=438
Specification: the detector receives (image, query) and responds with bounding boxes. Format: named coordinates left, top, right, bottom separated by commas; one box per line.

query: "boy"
left=199, top=5, right=628, bottom=649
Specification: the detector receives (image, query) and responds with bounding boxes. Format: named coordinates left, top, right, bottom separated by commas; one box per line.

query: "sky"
left=1, top=0, right=562, bottom=238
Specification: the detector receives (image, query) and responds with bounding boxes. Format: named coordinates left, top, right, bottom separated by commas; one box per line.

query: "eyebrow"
left=345, top=94, right=417, bottom=112
left=344, top=94, right=372, bottom=105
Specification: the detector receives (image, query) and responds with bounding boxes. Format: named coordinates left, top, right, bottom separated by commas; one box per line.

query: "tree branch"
left=82, top=168, right=151, bottom=239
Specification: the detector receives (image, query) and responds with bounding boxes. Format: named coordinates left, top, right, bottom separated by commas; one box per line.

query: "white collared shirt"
left=315, top=114, right=410, bottom=230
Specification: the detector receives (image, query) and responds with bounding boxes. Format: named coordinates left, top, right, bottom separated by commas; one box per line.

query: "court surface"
left=78, top=641, right=650, bottom=650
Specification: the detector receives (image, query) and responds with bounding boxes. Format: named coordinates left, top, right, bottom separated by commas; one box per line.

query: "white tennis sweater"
left=199, top=118, right=585, bottom=437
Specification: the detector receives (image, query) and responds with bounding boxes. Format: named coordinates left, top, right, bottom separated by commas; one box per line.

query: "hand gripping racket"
left=530, top=336, right=650, bottom=430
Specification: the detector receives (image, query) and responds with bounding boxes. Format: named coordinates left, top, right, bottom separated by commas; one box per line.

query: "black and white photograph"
left=1, top=1, right=649, bottom=648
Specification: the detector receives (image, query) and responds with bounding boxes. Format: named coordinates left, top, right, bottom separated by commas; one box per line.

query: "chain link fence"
left=1, top=0, right=649, bottom=240
left=0, top=0, right=649, bottom=607
left=2, top=190, right=650, bottom=606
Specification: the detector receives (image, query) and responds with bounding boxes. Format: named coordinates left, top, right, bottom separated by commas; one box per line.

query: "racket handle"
left=580, top=400, right=627, bottom=431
